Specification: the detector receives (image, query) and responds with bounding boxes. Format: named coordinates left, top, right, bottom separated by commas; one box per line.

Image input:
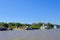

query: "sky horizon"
left=0, top=0, right=60, bottom=24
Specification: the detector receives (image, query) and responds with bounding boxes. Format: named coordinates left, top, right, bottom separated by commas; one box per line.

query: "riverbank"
left=13, top=28, right=25, bottom=30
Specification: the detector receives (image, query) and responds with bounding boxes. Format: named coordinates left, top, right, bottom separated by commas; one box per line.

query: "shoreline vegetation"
left=0, top=22, right=60, bottom=31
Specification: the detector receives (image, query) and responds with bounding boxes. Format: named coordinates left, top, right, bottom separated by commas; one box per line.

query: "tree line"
left=0, top=22, right=60, bottom=30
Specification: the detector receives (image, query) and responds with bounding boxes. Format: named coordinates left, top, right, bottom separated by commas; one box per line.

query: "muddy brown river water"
left=0, top=29, right=60, bottom=40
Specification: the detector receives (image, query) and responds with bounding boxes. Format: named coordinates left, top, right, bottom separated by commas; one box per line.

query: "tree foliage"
left=0, top=22, right=59, bottom=30
left=46, top=23, right=54, bottom=29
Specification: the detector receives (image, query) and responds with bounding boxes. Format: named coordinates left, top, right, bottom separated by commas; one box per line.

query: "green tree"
left=15, top=22, right=21, bottom=28
left=3, top=23, right=8, bottom=28
left=30, top=23, right=40, bottom=29
left=37, top=22, right=43, bottom=28
left=8, top=22, right=16, bottom=29
left=20, top=24, right=26, bottom=29
left=46, top=23, right=54, bottom=29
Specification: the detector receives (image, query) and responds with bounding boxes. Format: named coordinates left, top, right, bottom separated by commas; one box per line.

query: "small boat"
left=25, top=26, right=33, bottom=30
left=0, top=28, right=7, bottom=31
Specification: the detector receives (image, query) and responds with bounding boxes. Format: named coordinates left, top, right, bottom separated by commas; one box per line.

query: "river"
left=0, top=29, right=60, bottom=40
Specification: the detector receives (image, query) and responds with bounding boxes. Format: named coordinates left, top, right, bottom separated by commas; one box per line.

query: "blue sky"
left=0, top=0, right=60, bottom=24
